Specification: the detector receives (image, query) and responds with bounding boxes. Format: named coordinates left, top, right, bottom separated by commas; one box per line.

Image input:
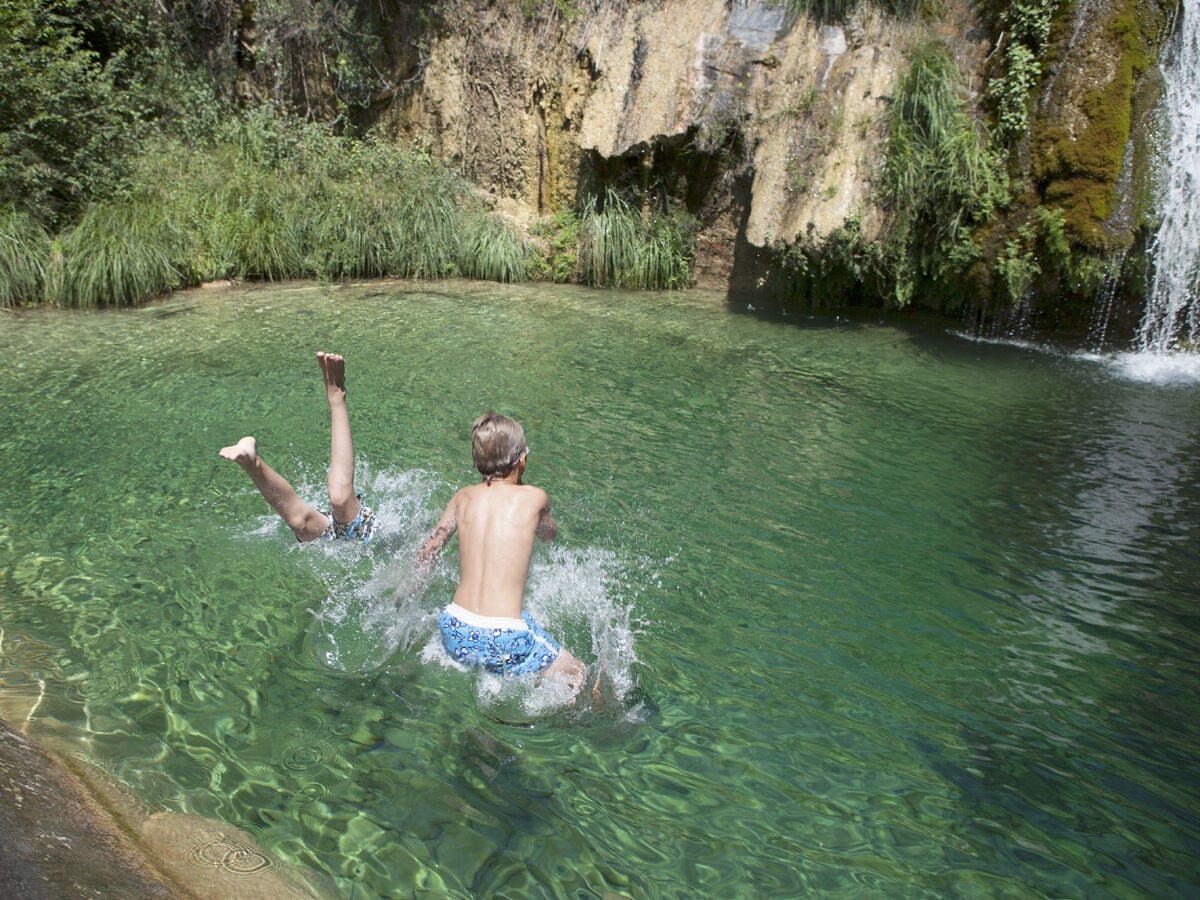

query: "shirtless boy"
left=417, top=411, right=587, bottom=694
left=219, top=352, right=376, bottom=543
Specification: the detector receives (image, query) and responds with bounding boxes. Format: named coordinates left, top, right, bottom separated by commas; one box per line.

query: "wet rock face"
left=386, top=0, right=903, bottom=288
left=0, top=718, right=176, bottom=898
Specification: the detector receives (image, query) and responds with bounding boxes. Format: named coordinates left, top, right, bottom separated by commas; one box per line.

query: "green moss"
left=1029, top=0, right=1172, bottom=249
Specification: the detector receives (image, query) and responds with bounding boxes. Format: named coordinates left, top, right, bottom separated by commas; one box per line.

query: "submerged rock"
left=0, top=716, right=338, bottom=899
left=0, top=717, right=177, bottom=898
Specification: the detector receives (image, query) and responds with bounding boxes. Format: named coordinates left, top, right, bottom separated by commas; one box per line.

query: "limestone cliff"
left=381, top=0, right=926, bottom=291
left=253, top=0, right=1176, bottom=328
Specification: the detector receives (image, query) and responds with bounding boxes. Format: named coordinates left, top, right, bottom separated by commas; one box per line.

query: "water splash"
left=302, top=467, right=444, bottom=674
left=1137, top=0, right=1200, bottom=353
left=1109, top=349, right=1200, bottom=385
left=302, top=467, right=646, bottom=720
left=415, top=544, right=649, bottom=724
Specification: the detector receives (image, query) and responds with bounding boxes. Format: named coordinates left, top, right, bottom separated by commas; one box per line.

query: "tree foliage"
left=0, top=0, right=224, bottom=224
left=0, top=0, right=135, bottom=220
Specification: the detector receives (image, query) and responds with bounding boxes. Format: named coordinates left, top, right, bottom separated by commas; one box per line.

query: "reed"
left=220, top=172, right=309, bottom=282
left=50, top=192, right=193, bottom=307
left=0, top=208, right=50, bottom=306
left=637, top=211, right=696, bottom=290
left=26, top=113, right=546, bottom=305
left=459, top=214, right=529, bottom=283
left=385, top=190, right=464, bottom=279
left=579, top=189, right=642, bottom=288
left=579, top=189, right=695, bottom=289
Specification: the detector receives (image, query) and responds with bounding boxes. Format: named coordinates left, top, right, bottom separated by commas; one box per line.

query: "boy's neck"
left=483, top=464, right=524, bottom=486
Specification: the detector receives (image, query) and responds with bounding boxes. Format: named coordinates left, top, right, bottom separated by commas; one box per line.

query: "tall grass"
left=12, top=109, right=695, bottom=306
left=0, top=208, right=50, bottom=307
left=11, top=112, right=525, bottom=306
left=579, top=190, right=642, bottom=288
left=459, top=214, right=529, bottom=282
left=639, top=211, right=696, bottom=290
left=50, top=192, right=194, bottom=307
left=578, top=189, right=695, bottom=290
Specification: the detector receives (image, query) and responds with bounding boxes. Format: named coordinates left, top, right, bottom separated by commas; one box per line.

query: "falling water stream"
left=1136, top=0, right=1200, bottom=355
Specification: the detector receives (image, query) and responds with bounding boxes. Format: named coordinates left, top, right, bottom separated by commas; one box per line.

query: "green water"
left=2, top=280, right=1199, bottom=898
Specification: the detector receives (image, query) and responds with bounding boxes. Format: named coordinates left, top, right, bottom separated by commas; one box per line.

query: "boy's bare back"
left=429, top=481, right=555, bottom=619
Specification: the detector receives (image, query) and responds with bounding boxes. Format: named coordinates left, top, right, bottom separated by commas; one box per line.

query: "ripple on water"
left=186, top=837, right=281, bottom=876
left=5, top=284, right=1200, bottom=898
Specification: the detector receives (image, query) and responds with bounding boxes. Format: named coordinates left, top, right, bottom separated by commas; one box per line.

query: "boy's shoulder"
left=457, top=481, right=547, bottom=504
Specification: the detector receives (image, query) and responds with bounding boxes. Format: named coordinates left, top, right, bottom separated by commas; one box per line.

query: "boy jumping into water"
left=220, top=352, right=376, bottom=543
left=417, top=412, right=588, bottom=695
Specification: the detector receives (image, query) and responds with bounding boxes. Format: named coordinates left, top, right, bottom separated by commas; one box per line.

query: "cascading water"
left=1137, top=0, right=1200, bottom=354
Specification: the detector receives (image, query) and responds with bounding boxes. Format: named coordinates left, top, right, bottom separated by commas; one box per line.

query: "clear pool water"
left=1, top=280, right=1198, bottom=897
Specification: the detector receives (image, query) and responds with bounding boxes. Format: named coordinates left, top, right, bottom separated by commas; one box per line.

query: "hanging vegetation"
left=879, top=42, right=1008, bottom=307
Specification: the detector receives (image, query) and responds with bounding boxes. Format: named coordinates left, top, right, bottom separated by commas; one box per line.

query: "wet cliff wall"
left=373, top=0, right=920, bottom=293
left=237, top=0, right=1177, bottom=333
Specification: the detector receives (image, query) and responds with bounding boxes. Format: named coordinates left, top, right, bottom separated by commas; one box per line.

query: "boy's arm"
left=535, top=492, right=556, bottom=542
left=414, top=497, right=459, bottom=581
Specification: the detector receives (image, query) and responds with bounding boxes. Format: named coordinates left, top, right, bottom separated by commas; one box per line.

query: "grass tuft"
left=460, top=214, right=529, bottom=282
left=0, top=207, right=51, bottom=307
left=880, top=42, right=1007, bottom=305
left=50, top=192, right=192, bottom=306
left=8, top=114, right=533, bottom=306
left=579, top=189, right=695, bottom=290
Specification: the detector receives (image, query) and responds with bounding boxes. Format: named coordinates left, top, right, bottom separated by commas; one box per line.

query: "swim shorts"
left=437, top=603, right=562, bottom=676
left=320, top=495, right=377, bottom=543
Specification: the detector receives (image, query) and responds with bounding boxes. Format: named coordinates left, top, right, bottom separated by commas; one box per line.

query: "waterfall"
left=1138, top=0, right=1200, bottom=353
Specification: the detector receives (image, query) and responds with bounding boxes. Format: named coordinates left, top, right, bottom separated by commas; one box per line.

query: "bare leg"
left=318, top=352, right=362, bottom=527
left=219, top=437, right=331, bottom=541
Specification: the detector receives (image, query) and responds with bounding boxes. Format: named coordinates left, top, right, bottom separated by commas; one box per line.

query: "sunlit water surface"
left=1, top=281, right=1198, bottom=897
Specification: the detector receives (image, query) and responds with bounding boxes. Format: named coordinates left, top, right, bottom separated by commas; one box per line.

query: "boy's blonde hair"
left=471, top=411, right=527, bottom=483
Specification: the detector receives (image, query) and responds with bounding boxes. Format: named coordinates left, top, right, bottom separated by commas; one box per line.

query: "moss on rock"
left=1030, top=0, right=1172, bottom=249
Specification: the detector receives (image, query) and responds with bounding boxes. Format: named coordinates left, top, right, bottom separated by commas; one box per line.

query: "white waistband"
left=442, top=603, right=526, bottom=630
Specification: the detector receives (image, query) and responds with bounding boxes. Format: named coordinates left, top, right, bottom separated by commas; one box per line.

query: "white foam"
left=950, top=330, right=1058, bottom=355
left=1107, top=350, right=1200, bottom=385
left=954, top=330, right=1200, bottom=387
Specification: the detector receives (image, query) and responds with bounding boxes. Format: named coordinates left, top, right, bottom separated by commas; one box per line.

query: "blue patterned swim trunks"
left=437, top=603, right=562, bottom=676
left=320, top=494, right=377, bottom=543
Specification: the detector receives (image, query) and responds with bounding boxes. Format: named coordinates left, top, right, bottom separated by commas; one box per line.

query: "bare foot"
left=317, top=351, right=346, bottom=401
left=219, top=436, right=258, bottom=467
